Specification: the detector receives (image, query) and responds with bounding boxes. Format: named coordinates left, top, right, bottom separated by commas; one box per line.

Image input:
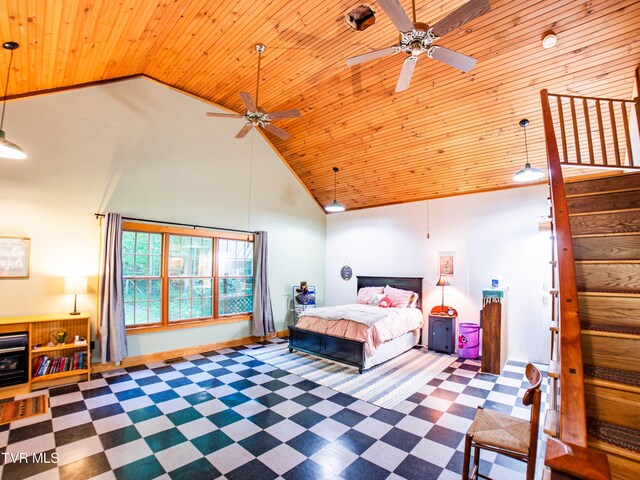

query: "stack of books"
left=32, top=351, right=87, bottom=377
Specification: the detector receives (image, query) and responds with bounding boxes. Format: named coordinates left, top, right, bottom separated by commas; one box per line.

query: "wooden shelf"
left=0, top=312, right=91, bottom=398
left=31, top=343, right=88, bottom=355
left=32, top=368, right=89, bottom=383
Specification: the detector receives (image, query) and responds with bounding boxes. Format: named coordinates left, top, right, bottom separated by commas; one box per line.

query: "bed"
left=288, top=276, right=423, bottom=373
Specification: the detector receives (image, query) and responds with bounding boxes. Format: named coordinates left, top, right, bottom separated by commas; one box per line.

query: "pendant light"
left=513, top=119, right=543, bottom=182
left=0, top=41, right=26, bottom=160
left=324, top=167, right=345, bottom=213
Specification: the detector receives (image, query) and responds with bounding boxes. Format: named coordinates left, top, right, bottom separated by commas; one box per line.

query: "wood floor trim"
left=92, top=329, right=288, bottom=373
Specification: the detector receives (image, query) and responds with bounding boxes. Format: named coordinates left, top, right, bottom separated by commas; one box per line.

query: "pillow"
left=384, top=285, right=415, bottom=308
left=408, top=292, right=419, bottom=308
left=378, top=296, right=393, bottom=308
left=369, top=293, right=386, bottom=307
left=357, top=286, right=384, bottom=304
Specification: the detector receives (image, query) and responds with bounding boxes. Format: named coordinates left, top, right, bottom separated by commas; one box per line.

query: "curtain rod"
left=94, top=213, right=257, bottom=235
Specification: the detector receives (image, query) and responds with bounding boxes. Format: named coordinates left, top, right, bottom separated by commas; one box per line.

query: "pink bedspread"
left=296, top=304, right=423, bottom=356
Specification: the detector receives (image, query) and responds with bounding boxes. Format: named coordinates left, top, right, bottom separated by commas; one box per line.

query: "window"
left=122, top=223, right=253, bottom=332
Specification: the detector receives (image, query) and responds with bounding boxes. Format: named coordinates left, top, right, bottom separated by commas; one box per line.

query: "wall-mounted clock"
left=340, top=265, right=352, bottom=280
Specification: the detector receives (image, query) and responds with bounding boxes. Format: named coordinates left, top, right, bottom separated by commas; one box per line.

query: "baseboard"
left=92, top=329, right=288, bottom=373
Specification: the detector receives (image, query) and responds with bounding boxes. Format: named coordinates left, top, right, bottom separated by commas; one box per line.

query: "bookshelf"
left=0, top=313, right=91, bottom=396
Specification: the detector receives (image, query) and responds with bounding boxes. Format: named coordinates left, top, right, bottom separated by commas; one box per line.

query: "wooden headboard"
left=356, top=276, right=423, bottom=309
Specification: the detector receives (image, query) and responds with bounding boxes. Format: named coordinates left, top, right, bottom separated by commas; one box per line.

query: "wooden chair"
left=462, top=363, right=542, bottom=480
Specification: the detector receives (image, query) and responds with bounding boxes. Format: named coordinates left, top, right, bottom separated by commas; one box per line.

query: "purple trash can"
left=458, top=323, right=480, bottom=359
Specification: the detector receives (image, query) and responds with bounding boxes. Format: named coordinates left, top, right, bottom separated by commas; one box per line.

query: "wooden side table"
left=427, top=314, right=457, bottom=354
left=481, top=289, right=508, bottom=374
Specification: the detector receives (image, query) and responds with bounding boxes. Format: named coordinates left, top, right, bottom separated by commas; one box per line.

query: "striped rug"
left=246, top=344, right=456, bottom=409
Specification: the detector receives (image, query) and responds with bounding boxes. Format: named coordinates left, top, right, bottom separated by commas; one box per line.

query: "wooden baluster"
left=621, top=101, right=632, bottom=167
left=583, top=99, right=595, bottom=165
left=557, top=96, right=568, bottom=164
left=609, top=100, right=621, bottom=166
left=570, top=98, right=581, bottom=164
left=596, top=100, right=607, bottom=166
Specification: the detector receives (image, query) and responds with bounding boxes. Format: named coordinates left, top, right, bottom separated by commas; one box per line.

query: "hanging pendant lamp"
left=0, top=41, right=26, bottom=160
left=513, top=119, right=542, bottom=182
left=324, top=167, right=345, bottom=213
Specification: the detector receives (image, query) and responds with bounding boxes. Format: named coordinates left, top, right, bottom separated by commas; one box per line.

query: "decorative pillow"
left=408, top=292, right=419, bottom=308
left=383, top=285, right=415, bottom=308
left=357, top=286, right=384, bottom=304
left=378, top=296, right=393, bottom=308
left=369, top=293, right=386, bottom=307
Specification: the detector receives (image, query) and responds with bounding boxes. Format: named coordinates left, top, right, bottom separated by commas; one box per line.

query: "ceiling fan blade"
left=429, top=46, right=477, bottom=72
left=263, top=123, right=291, bottom=140
left=431, top=0, right=491, bottom=38
left=205, top=112, right=244, bottom=118
left=267, top=109, right=301, bottom=120
left=236, top=123, right=254, bottom=139
left=239, top=92, right=257, bottom=112
left=346, top=46, right=399, bottom=67
left=377, top=0, right=414, bottom=32
left=395, top=56, right=418, bottom=92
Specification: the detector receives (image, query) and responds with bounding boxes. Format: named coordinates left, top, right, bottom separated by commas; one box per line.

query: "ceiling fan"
left=206, top=44, right=301, bottom=140
left=346, top=0, right=491, bottom=92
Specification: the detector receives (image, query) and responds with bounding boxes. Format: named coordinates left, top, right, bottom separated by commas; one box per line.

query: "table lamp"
left=436, top=274, right=449, bottom=314
left=65, top=276, right=87, bottom=315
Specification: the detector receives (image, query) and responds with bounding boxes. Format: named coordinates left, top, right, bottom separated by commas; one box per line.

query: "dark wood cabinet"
left=427, top=314, right=457, bottom=355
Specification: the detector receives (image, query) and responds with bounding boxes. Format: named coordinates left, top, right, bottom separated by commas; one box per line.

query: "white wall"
left=0, top=78, right=326, bottom=357
left=326, top=186, right=552, bottom=363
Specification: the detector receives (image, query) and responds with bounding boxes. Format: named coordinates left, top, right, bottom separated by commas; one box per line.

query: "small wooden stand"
left=481, top=290, right=508, bottom=374
left=427, top=313, right=457, bottom=355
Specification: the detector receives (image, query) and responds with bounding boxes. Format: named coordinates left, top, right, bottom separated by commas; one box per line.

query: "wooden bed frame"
left=288, top=276, right=423, bottom=373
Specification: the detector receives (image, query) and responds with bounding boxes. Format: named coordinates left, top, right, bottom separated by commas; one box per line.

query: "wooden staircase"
left=566, top=173, right=640, bottom=480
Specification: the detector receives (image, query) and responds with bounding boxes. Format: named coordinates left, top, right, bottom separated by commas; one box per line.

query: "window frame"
left=122, top=222, right=254, bottom=335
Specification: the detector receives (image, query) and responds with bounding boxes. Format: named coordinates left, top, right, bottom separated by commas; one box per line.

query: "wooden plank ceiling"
left=1, top=0, right=639, bottom=211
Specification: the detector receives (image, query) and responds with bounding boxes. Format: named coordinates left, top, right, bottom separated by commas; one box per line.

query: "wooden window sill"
left=125, top=315, right=251, bottom=335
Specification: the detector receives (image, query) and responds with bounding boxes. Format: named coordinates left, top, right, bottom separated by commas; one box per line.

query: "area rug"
left=0, top=395, right=48, bottom=425
left=246, top=344, right=456, bottom=409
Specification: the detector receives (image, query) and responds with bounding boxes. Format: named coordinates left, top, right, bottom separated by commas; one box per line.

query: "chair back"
left=522, top=363, right=543, bottom=458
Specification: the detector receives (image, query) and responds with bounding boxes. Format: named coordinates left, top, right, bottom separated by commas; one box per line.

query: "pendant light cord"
left=255, top=49, right=262, bottom=109
left=523, top=123, right=529, bottom=163
left=0, top=46, right=14, bottom=132
left=333, top=168, right=337, bottom=202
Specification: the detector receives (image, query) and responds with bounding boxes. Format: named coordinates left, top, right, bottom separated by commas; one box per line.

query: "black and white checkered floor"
left=0, top=338, right=548, bottom=480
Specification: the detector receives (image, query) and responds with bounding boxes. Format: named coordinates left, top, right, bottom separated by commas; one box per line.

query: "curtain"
left=252, top=231, right=275, bottom=337
left=99, top=213, right=128, bottom=363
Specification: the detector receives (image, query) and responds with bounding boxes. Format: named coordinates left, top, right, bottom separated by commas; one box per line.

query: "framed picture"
left=0, top=236, right=30, bottom=278
left=438, top=251, right=455, bottom=276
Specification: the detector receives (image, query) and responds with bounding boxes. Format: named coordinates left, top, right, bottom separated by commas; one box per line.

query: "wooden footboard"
left=288, top=326, right=366, bottom=373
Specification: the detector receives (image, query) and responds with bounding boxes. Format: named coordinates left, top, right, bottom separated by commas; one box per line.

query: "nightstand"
left=427, top=313, right=457, bottom=354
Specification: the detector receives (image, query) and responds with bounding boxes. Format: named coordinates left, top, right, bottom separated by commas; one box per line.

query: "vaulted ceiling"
left=1, top=0, right=639, bottom=210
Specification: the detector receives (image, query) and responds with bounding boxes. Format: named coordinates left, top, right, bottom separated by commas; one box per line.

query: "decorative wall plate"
left=340, top=265, right=353, bottom=280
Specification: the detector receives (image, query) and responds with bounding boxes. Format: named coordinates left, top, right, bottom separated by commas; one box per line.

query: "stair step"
left=584, top=365, right=640, bottom=388
left=575, top=262, right=640, bottom=293
left=582, top=332, right=640, bottom=373
left=565, top=172, right=640, bottom=196
left=588, top=437, right=640, bottom=480
left=582, top=322, right=640, bottom=336
left=573, top=235, right=640, bottom=261
left=549, top=321, right=558, bottom=332
left=569, top=208, right=640, bottom=236
left=567, top=190, right=640, bottom=214
left=578, top=293, right=640, bottom=327
left=548, top=360, right=559, bottom=378
left=587, top=418, right=640, bottom=454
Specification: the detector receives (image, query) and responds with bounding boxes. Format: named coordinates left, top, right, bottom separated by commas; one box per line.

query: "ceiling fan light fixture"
left=0, top=41, right=26, bottom=160
left=324, top=167, right=346, bottom=213
left=513, top=118, right=544, bottom=182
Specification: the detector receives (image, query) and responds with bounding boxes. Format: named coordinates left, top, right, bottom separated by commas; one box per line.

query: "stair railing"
left=545, top=91, right=640, bottom=170
left=540, top=89, right=612, bottom=479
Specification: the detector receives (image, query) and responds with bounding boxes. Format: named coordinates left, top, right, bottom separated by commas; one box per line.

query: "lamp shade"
left=513, top=163, right=545, bottom=182
left=0, top=131, right=27, bottom=160
left=324, top=200, right=346, bottom=213
left=65, top=276, right=88, bottom=295
left=435, top=274, right=449, bottom=287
